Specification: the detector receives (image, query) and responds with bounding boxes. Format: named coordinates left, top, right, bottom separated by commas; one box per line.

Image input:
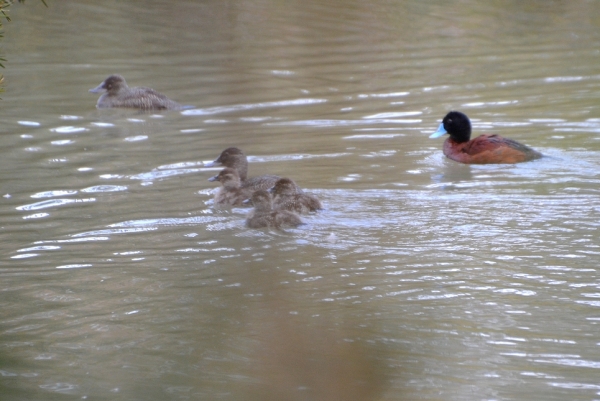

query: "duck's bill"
left=88, top=83, right=106, bottom=94
left=429, top=123, right=447, bottom=138
left=203, top=160, right=221, bottom=167
left=207, top=175, right=219, bottom=182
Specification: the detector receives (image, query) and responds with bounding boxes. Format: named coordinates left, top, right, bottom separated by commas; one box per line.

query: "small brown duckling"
left=245, top=190, right=303, bottom=229
left=270, top=178, right=322, bottom=214
left=89, top=74, right=183, bottom=110
left=206, top=147, right=281, bottom=196
left=207, top=168, right=246, bottom=207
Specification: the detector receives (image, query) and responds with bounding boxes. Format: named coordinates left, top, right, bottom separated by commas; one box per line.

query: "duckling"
left=206, top=147, right=281, bottom=194
left=207, top=168, right=246, bottom=207
left=270, top=178, right=322, bottom=214
left=245, top=190, right=303, bottom=229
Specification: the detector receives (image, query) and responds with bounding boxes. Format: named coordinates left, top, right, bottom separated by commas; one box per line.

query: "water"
left=1, top=1, right=600, bottom=400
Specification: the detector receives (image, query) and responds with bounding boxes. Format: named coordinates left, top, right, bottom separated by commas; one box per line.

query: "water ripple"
left=31, top=190, right=78, bottom=198
left=107, top=216, right=227, bottom=228
left=130, top=168, right=201, bottom=181
left=267, top=118, right=421, bottom=127
left=16, top=198, right=95, bottom=211
left=16, top=245, right=61, bottom=253
left=250, top=152, right=351, bottom=163
left=56, top=264, right=93, bottom=269
left=49, top=126, right=88, bottom=134
left=18, top=120, right=41, bottom=127
left=363, top=111, right=422, bottom=119
left=70, top=227, right=158, bottom=237
left=182, top=98, right=327, bottom=116
left=80, top=185, right=128, bottom=193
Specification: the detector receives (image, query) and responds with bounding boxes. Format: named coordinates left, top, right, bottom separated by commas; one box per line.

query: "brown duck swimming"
left=206, top=147, right=281, bottom=197
left=207, top=168, right=246, bottom=207
left=245, top=190, right=303, bottom=229
left=270, top=178, right=322, bottom=214
left=89, top=74, right=183, bottom=110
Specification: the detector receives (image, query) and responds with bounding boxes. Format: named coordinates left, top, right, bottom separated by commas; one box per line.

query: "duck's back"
left=274, top=194, right=322, bottom=214
left=445, top=134, right=542, bottom=164
left=246, top=210, right=302, bottom=228
left=274, top=210, right=303, bottom=227
left=98, top=87, right=181, bottom=110
left=241, top=175, right=281, bottom=192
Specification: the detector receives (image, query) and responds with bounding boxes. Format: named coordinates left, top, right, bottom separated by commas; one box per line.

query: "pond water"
left=1, top=1, right=600, bottom=400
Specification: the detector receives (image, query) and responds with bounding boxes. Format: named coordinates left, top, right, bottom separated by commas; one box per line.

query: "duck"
left=245, top=190, right=303, bottom=229
left=89, top=74, right=183, bottom=110
left=430, top=111, right=542, bottom=164
left=207, top=168, right=246, bottom=207
left=206, top=147, right=281, bottom=197
left=270, top=178, right=322, bottom=214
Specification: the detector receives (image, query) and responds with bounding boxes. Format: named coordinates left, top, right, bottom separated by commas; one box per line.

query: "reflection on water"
left=1, top=0, right=600, bottom=400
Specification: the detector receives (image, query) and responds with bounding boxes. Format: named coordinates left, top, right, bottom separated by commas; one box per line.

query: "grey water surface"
left=1, top=1, right=600, bottom=400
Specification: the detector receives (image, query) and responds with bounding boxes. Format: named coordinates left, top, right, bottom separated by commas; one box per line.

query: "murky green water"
left=1, top=1, right=600, bottom=400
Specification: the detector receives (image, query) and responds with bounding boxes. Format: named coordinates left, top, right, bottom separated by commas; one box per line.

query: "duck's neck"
left=223, top=180, right=241, bottom=190
left=236, top=163, right=248, bottom=181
